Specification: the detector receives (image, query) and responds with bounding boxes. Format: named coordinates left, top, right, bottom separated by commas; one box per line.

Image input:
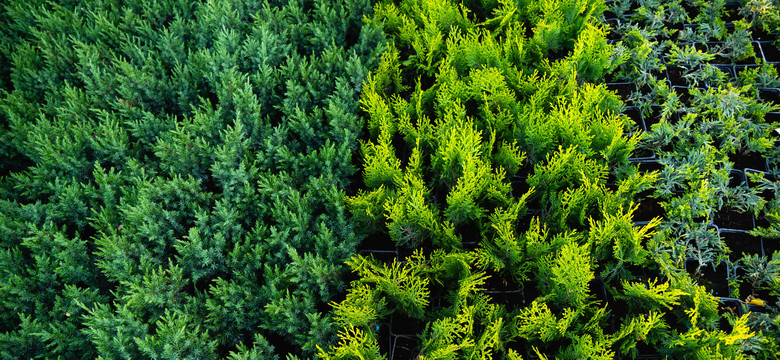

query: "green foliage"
left=326, top=0, right=668, bottom=359
left=613, top=312, right=669, bottom=357
left=741, top=0, right=780, bottom=47
left=538, top=242, right=595, bottom=307
left=316, top=325, right=386, bottom=360
left=346, top=250, right=430, bottom=319
left=0, top=0, right=385, bottom=357
left=737, top=252, right=780, bottom=298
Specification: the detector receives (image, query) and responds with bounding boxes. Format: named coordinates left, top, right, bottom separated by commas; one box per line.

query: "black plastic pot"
left=765, top=111, right=780, bottom=123
left=733, top=265, right=778, bottom=313
left=607, top=82, right=638, bottom=99
left=721, top=229, right=763, bottom=262
left=744, top=168, right=774, bottom=201
left=728, top=151, right=768, bottom=172
left=757, top=87, right=780, bottom=104
left=714, top=208, right=756, bottom=231
left=733, top=42, right=763, bottom=65
left=633, top=190, right=664, bottom=223
left=714, top=170, right=757, bottom=230
left=390, top=313, right=423, bottom=337
left=694, top=42, right=732, bottom=65
left=717, top=297, right=747, bottom=332
left=751, top=26, right=774, bottom=42
left=764, top=237, right=779, bottom=259
left=391, top=335, right=419, bottom=360
left=623, top=106, right=646, bottom=133
left=376, top=323, right=392, bottom=358
left=685, top=259, right=732, bottom=298
left=666, top=66, right=696, bottom=87
left=639, top=105, right=680, bottom=130
left=711, top=64, right=735, bottom=80
left=629, top=146, right=657, bottom=162
left=759, top=41, right=780, bottom=63
left=671, top=85, right=704, bottom=106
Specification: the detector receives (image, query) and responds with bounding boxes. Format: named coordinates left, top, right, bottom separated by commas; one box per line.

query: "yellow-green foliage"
left=346, top=250, right=431, bottom=319
left=323, top=0, right=764, bottom=359
left=316, top=325, right=386, bottom=360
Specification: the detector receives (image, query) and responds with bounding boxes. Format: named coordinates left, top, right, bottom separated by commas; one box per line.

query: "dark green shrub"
left=0, top=0, right=385, bottom=357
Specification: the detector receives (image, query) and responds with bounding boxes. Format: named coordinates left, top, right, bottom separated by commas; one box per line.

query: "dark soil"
left=607, top=82, right=637, bottom=99
left=391, top=335, right=419, bottom=360
left=712, top=64, right=735, bottom=79
left=752, top=28, right=773, bottom=41
left=390, top=313, right=423, bottom=336
left=666, top=66, right=690, bottom=86
left=359, top=233, right=398, bottom=252
left=764, top=238, right=779, bottom=258
left=729, top=169, right=747, bottom=187
left=760, top=42, right=780, bottom=62
left=729, top=151, right=767, bottom=171
left=734, top=43, right=762, bottom=65
left=757, top=88, right=780, bottom=104
left=634, top=197, right=664, bottom=222
left=624, top=107, right=646, bottom=132
left=457, top=223, right=481, bottom=245
left=686, top=260, right=731, bottom=298
left=721, top=230, right=763, bottom=261
left=714, top=208, right=755, bottom=230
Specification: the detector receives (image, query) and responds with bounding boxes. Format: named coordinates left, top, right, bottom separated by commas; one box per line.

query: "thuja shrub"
left=0, top=0, right=385, bottom=358
left=321, top=0, right=768, bottom=359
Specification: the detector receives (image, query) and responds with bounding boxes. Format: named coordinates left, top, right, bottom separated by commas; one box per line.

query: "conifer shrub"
left=320, top=0, right=759, bottom=358
left=604, top=0, right=780, bottom=357
left=0, top=0, right=385, bottom=358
